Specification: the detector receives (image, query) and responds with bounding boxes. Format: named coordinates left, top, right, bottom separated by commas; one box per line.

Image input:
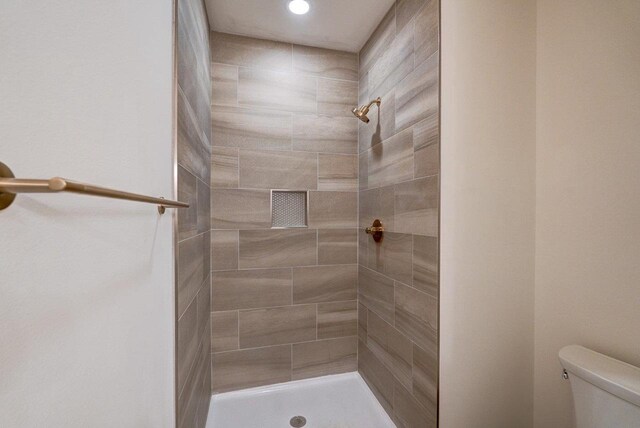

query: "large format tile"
left=212, top=105, right=291, bottom=151
left=359, top=185, right=395, bottom=232
left=358, top=339, right=395, bottom=415
left=196, top=178, right=210, bottom=234
left=212, top=345, right=292, bottom=393
left=317, top=229, right=357, bottom=265
left=292, top=337, right=357, bottom=380
left=368, top=23, right=414, bottom=100
left=318, top=154, right=358, bottom=191
left=413, top=113, right=439, bottom=178
left=414, top=0, right=439, bottom=66
left=211, top=32, right=292, bottom=72
left=318, top=79, right=359, bottom=117
left=177, top=233, right=207, bottom=317
left=366, top=310, right=413, bottom=390
left=293, top=265, right=357, bottom=304
left=211, top=189, right=271, bottom=229
left=394, top=176, right=439, bottom=236
left=211, top=310, right=239, bottom=352
left=239, top=149, right=317, bottom=190
left=394, top=282, right=438, bottom=351
left=211, top=63, right=238, bottom=106
left=358, top=266, right=395, bottom=324
left=393, top=382, right=437, bottom=428
left=238, top=305, right=316, bottom=348
left=413, top=235, right=438, bottom=297
left=292, top=115, right=358, bottom=154
left=365, top=232, right=413, bottom=286
left=178, top=165, right=198, bottom=241
left=368, top=128, right=414, bottom=189
left=211, top=147, right=239, bottom=189
left=358, top=302, right=368, bottom=343
left=358, top=88, right=396, bottom=153
left=211, top=230, right=238, bottom=271
left=178, top=86, right=210, bottom=183
left=211, top=268, right=292, bottom=311
left=239, top=229, right=317, bottom=268
left=395, top=53, right=439, bottom=134
left=238, top=68, right=317, bottom=113
left=413, top=342, right=438, bottom=416
left=359, top=6, right=396, bottom=77
left=396, top=0, right=427, bottom=33
left=293, top=45, right=358, bottom=81
left=177, top=297, right=198, bottom=396
left=308, top=191, right=357, bottom=228
left=317, top=301, right=358, bottom=339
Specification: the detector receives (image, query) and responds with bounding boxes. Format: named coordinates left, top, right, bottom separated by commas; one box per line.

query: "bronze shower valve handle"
left=365, top=219, right=384, bottom=243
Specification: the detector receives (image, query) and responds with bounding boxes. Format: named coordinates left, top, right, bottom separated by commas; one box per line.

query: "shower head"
left=352, top=97, right=381, bottom=123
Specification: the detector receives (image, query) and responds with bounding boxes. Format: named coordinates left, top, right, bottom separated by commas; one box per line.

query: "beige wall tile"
left=358, top=266, right=395, bottom=324
left=292, top=337, right=357, bottom=380
left=197, top=179, right=210, bottom=234
left=365, top=232, right=413, bottom=286
left=394, top=282, right=438, bottom=351
left=212, top=105, right=292, bottom=151
left=358, top=339, right=395, bottom=415
left=366, top=310, right=413, bottom=389
left=211, top=147, right=239, bottom=189
left=359, top=185, right=395, bottom=232
left=317, top=229, right=357, bottom=265
left=317, top=301, right=358, bottom=339
left=293, top=45, right=358, bottom=81
left=413, top=343, right=438, bottom=417
left=359, top=88, right=396, bottom=154
left=396, top=0, right=427, bottom=33
left=318, top=154, right=358, bottom=191
left=359, top=6, right=396, bottom=77
left=394, top=176, right=439, bottom=236
left=414, top=0, right=439, bottom=66
left=211, top=32, right=292, bottom=72
left=211, top=230, right=238, bottom=271
left=359, top=153, right=369, bottom=190
left=238, top=68, right=317, bottom=114
left=178, top=165, right=198, bottom=241
left=211, top=63, right=238, bottom=106
left=368, top=23, right=414, bottom=99
left=239, top=305, right=316, bottom=348
left=293, top=265, right=357, bottom=304
left=211, top=189, right=271, bottom=229
left=395, top=53, right=439, bottom=134
left=239, top=229, right=317, bottom=268
left=393, top=382, right=437, bottom=428
left=178, top=86, right=210, bottom=183
left=368, top=128, right=414, bottom=189
left=177, top=297, right=198, bottom=396
left=318, top=79, right=359, bottom=117
left=239, top=149, right=318, bottom=190
left=413, top=235, right=438, bottom=297
left=211, top=311, right=239, bottom=352
left=414, top=114, right=439, bottom=178
left=211, top=268, right=291, bottom=311
left=292, top=115, right=357, bottom=154
left=178, top=232, right=207, bottom=317
left=308, top=191, right=357, bottom=228
left=212, top=345, right=292, bottom=393
left=358, top=302, right=368, bottom=342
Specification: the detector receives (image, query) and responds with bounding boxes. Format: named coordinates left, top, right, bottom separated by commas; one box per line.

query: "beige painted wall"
left=440, top=0, right=537, bottom=427
left=534, top=1, right=640, bottom=426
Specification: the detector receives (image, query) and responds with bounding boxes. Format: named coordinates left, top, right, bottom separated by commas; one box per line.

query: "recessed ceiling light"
left=288, top=0, right=310, bottom=15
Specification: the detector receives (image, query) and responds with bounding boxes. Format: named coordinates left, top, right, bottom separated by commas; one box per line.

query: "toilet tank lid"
left=559, top=345, right=640, bottom=407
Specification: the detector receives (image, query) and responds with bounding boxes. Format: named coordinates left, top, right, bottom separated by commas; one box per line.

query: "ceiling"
left=204, top=0, right=396, bottom=53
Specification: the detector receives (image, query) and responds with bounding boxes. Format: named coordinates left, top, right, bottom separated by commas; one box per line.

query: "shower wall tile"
left=239, top=149, right=318, bottom=190
left=238, top=304, right=316, bottom=348
left=292, top=115, right=358, bottom=154
left=395, top=52, right=439, bottom=134
left=292, top=45, right=358, bottom=81
left=211, top=230, right=238, bottom=271
left=178, top=86, right=210, bottom=183
left=358, top=0, right=439, bottom=423
left=178, top=231, right=207, bottom=317
left=177, top=294, right=198, bottom=395
left=292, top=337, right=357, bottom=380
left=308, top=191, right=358, bottom=228
left=197, top=178, right=210, bottom=234
left=317, top=229, right=358, bottom=265
left=211, top=189, right=271, bottom=230
left=211, top=311, right=239, bottom=352
left=394, top=176, right=439, bottom=236
left=178, top=165, right=198, bottom=241
left=211, top=32, right=292, bottom=72
left=318, top=154, right=358, bottom=191
left=211, top=63, right=238, bottom=106
left=293, top=265, right=357, bottom=304
left=212, top=345, right=292, bottom=393
left=211, top=147, right=239, bottom=189
left=317, top=79, right=359, bottom=117
left=211, top=105, right=292, bottom=151
left=238, top=229, right=317, bottom=269
left=317, top=301, right=358, bottom=339
left=211, top=268, right=292, bottom=311
left=238, top=68, right=317, bottom=114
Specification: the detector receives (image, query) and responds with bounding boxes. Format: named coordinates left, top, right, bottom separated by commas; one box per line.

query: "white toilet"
left=559, top=345, right=640, bottom=428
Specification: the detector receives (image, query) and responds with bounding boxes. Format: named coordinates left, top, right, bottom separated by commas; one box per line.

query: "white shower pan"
left=206, top=372, right=396, bottom=428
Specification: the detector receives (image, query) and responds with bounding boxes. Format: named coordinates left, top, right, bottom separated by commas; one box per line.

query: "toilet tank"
left=559, top=345, right=640, bottom=428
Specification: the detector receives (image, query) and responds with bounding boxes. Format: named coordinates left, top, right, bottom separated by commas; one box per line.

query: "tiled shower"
left=176, top=0, right=439, bottom=426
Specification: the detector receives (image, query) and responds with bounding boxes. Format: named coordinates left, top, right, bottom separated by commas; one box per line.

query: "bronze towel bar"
left=0, top=162, right=188, bottom=214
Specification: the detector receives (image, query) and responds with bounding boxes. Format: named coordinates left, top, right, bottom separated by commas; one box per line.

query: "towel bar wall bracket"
left=0, top=161, right=189, bottom=214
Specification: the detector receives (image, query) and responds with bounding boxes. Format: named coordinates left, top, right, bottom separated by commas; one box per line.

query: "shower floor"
left=206, top=372, right=396, bottom=428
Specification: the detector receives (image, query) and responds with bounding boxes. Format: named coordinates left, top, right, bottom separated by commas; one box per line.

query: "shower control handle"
left=365, top=219, right=384, bottom=243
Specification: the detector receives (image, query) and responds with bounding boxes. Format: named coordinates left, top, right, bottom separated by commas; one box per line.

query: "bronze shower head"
left=352, top=97, right=381, bottom=123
